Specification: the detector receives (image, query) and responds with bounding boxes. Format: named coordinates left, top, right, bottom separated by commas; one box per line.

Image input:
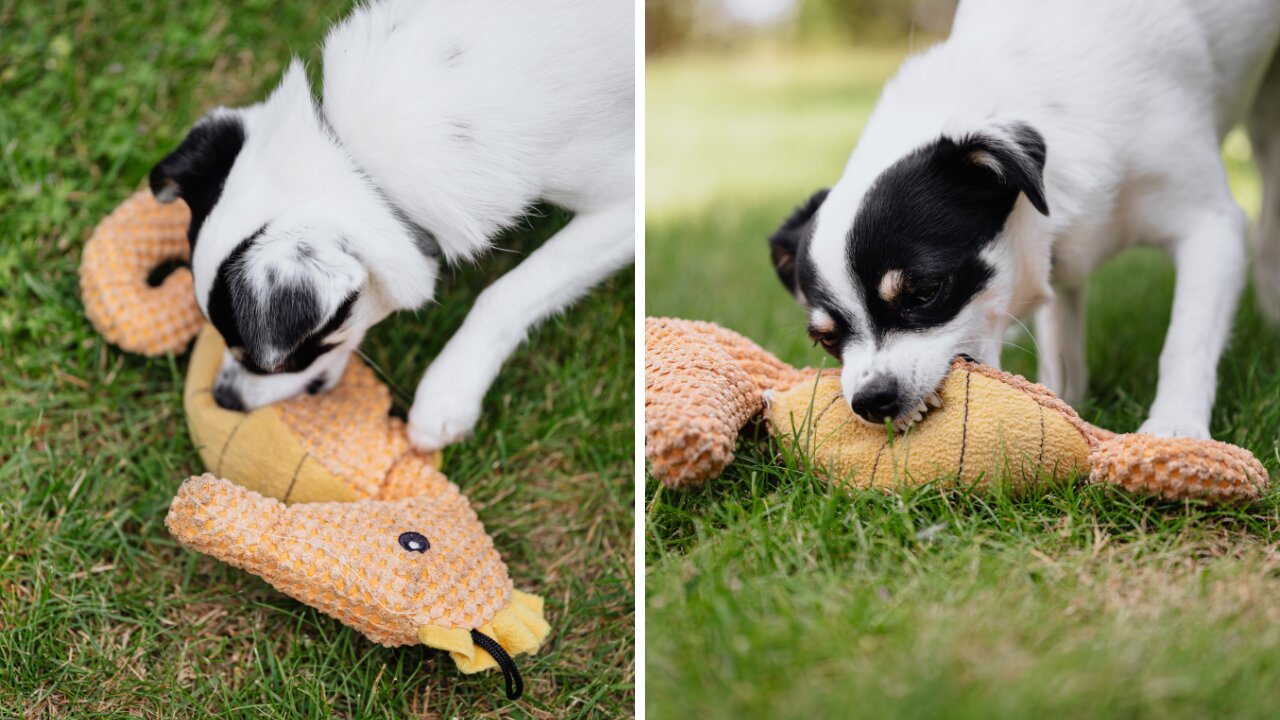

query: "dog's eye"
left=903, top=277, right=944, bottom=307
left=808, top=328, right=841, bottom=358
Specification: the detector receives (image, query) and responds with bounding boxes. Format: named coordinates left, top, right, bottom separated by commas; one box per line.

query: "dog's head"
left=770, top=123, right=1049, bottom=430
left=150, top=61, right=438, bottom=411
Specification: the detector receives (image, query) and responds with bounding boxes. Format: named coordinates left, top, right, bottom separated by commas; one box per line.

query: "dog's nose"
left=850, top=375, right=902, bottom=424
left=213, top=384, right=246, bottom=412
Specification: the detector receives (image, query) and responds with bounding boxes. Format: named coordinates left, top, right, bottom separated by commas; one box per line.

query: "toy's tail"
left=80, top=191, right=204, bottom=355
left=644, top=317, right=810, bottom=488
left=1089, top=434, right=1268, bottom=502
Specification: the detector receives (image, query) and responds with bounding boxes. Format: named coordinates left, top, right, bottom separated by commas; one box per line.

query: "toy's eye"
left=398, top=531, right=430, bottom=553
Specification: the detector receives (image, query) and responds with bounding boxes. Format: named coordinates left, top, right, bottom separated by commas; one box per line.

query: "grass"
left=646, top=45, right=1280, bottom=719
left=0, top=1, right=633, bottom=717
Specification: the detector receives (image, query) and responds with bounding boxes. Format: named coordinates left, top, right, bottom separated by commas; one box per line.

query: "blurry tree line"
left=647, top=0, right=957, bottom=54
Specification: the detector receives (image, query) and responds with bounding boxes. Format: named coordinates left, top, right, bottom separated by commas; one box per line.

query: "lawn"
left=0, top=2, right=633, bottom=717
left=646, top=45, right=1280, bottom=719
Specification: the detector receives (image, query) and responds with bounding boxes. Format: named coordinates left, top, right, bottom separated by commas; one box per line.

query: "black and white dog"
left=150, top=0, right=634, bottom=450
left=769, top=1, right=1280, bottom=438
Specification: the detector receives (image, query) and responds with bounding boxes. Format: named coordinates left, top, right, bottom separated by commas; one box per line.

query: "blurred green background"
left=646, top=3, right=1280, bottom=719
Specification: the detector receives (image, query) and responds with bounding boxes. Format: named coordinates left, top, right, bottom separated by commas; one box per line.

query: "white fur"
left=195, top=0, right=633, bottom=447
left=813, top=0, right=1280, bottom=438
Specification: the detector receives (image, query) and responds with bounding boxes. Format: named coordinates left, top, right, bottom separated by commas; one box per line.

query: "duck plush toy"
left=645, top=317, right=1269, bottom=503
left=81, top=191, right=549, bottom=700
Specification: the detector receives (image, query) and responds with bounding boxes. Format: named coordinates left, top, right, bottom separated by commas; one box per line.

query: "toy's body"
left=185, top=325, right=443, bottom=503
left=646, top=317, right=1268, bottom=502
left=768, top=364, right=1094, bottom=490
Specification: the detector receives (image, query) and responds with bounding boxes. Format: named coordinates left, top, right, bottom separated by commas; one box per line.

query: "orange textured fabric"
left=1090, top=434, right=1267, bottom=501
left=80, top=191, right=204, bottom=355
left=643, top=316, right=1270, bottom=503
left=644, top=317, right=810, bottom=488
left=276, top=352, right=416, bottom=499
left=166, top=474, right=548, bottom=667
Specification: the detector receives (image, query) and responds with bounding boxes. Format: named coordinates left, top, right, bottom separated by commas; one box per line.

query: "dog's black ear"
left=952, top=123, right=1049, bottom=216
left=769, top=188, right=829, bottom=298
left=149, top=112, right=246, bottom=245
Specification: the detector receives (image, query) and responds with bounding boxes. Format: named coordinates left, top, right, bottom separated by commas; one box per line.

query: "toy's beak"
left=416, top=590, right=550, bottom=673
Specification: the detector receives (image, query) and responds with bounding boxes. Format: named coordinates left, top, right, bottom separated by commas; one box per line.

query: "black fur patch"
left=149, top=114, right=246, bottom=250
left=845, top=126, right=1047, bottom=339
left=768, top=188, right=829, bottom=297
left=206, top=228, right=358, bottom=376
left=773, top=125, right=1048, bottom=352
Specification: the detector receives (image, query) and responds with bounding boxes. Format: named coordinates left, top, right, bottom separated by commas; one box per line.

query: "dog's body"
left=151, top=0, right=633, bottom=449
left=770, top=0, right=1280, bottom=438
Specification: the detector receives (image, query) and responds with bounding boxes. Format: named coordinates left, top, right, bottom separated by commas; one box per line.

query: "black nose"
left=213, top=384, right=246, bottom=412
left=850, top=375, right=902, bottom=424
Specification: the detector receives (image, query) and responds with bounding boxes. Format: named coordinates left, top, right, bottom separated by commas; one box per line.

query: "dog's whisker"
left=1003, top=311, right=1042, bottom=358
left=353, top=348, right=415, bottom=405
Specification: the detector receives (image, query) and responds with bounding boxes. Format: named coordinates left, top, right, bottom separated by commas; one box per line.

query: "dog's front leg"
left=1035, top=284, right=1087, bottom=406
left=1139, top=204, right=1247, bottom=439
left=407, top=203, right=635, bottom=451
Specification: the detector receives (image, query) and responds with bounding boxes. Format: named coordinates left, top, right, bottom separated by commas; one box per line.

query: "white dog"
left=769, top=0, right=1280, bottom=438
left=149, top=0, right=633, bottom=450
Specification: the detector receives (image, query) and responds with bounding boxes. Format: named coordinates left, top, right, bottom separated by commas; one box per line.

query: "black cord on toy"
left=470, top=629, right=524, bottom=700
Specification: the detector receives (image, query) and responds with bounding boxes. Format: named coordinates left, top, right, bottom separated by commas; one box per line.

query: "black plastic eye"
left=398, top=531, right=430, bottom=553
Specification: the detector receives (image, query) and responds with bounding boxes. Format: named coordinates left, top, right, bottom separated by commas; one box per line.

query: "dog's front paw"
left=1137, top=415, right=1210, bottom=440
left=407, top=394, right=483, bottom=451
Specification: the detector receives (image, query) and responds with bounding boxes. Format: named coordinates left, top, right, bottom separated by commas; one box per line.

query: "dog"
left=768, top=0, right=1280, bottom=439
left=149, top=0, right=634, bottom=450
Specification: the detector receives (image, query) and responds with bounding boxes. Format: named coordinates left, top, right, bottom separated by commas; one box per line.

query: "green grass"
left=0, top=2, right=633, bottom=717
left=646, top=46, right=1280, bottom=719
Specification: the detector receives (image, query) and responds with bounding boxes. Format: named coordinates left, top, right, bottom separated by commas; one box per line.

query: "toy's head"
left=167, top=474, right=549, bottom=676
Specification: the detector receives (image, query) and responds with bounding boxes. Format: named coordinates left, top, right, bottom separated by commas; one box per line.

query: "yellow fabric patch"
left=420, top=590, right=551, bottom=673
left=767, top=365, right=1092, bottom=489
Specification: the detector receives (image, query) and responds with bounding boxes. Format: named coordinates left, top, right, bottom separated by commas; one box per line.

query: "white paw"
left=407, top=393, right=483, bottom=451
left=1137, top=416, right=1210, bottom=440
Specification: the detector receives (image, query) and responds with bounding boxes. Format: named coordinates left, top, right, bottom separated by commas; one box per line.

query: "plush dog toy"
left=80, top=191, right=549, bottom=699
left=646, top=317, right=1268, bottom=502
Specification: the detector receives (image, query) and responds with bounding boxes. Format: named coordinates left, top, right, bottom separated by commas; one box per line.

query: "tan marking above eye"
left=878, top=269, right=904, bottom=302
left=808, top=309, right=835, bottom=334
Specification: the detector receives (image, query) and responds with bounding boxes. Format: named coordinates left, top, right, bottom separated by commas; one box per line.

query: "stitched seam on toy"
left=215, top=415, right=249, bottom=476
left=1037, top=404, right=1045, bottom=465
left=870, top=438, right=889, bottom=485
left=282, top=453, right=309, bottom=503
left=812, top=392, right=843, bottom=425
left=957, top=371, right=972, bottom=480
